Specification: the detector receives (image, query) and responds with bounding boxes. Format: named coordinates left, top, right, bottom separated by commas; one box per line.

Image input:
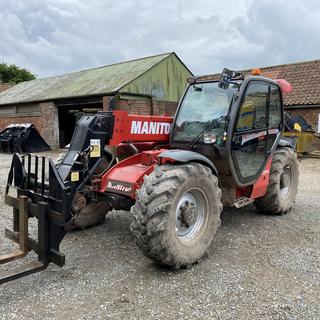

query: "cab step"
left=234, top=197, right=254, bottom=208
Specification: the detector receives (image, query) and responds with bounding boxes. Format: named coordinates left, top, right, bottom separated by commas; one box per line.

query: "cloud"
left=0, top=0, right=319, bottom=77
left=230, top=0, right=320, bottom=68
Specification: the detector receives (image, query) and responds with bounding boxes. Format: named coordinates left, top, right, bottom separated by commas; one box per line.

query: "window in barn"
left=0, top=105, right=16, bottom=116
left=16, top=104, right=41, bottom=115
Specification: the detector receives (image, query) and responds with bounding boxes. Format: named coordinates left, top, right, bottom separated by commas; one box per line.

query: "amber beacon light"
left=251, top=68, right=262, bottom=75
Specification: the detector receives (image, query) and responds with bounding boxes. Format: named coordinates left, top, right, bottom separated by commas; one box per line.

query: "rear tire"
left=130, top=163, right=223, bottom=269
left=255, top=147, right=299, bottom=215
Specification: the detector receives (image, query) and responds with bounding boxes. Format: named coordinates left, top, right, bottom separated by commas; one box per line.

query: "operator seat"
left=115, top=142, right=159, bottom=162
left=115, top=143, right=139, bottom=161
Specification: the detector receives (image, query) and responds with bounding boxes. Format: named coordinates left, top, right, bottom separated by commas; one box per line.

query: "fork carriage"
left=0, top=154, right=70, bottom=284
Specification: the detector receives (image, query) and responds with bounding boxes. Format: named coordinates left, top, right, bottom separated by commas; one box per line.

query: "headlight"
left=203, top=133, right=217, bottom=144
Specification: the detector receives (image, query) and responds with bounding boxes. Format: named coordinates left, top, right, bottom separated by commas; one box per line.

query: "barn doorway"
left=56, top=98, right=103, bottom=147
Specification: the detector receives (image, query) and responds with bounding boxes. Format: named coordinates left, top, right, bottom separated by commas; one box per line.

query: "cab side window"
left=236, top=82, right=269, bottom=132
left=269, top=84, right=282, bottom=128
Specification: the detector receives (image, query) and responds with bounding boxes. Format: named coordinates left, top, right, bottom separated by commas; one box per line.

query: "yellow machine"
left=283, top=113, right=315, bottom=154
left=282, top=131, right=314, bottom=154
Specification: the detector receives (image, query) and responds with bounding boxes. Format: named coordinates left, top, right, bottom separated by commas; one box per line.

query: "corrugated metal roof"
left=0, top=53, right=172, bottom=106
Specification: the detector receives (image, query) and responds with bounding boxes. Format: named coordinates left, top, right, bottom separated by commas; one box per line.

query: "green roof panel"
left=0, top=53, right=172, bottom=105
left=120, top=53, right=192, bottom=102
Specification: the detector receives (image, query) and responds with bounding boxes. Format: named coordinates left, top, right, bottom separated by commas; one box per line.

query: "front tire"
left=130, top=163, right=223, bottom=269
left=255, top=147, right=299, bottom=215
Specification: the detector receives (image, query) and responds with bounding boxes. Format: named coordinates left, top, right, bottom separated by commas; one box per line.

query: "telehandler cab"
left=0, top=68, right=298, bottom=284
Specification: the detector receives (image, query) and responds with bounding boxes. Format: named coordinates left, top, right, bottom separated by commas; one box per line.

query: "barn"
left=0, top=52, right=192, bottom=148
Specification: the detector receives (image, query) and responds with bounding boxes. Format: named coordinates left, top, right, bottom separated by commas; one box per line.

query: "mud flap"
left=74, top=201, right=110, bottom=230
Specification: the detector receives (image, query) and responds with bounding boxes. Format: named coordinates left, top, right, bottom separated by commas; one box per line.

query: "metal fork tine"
left=34, top=156, right=38, bottom=193
left=27, top=154, right=31, bottom=188
left=41, top=157, right=45, bottom=194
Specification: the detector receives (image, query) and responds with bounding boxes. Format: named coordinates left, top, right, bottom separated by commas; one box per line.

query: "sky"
left=1, top=0, right=320, bottom=78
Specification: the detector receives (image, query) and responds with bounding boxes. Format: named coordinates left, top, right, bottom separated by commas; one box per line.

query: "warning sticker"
left=241, top=131, right=267, bottom=145
left=294, top=123, right=302, bottom=132
left=90, top=139, right=101, bottom=158
left=71, top=171, right=79, bottom=182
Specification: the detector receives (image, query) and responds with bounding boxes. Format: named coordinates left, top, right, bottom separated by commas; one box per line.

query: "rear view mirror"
left=218, top=68, right=235, bottom=89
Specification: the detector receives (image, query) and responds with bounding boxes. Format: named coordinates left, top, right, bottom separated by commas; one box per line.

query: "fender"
left=278, top=136, right=297, bottom=149
left=158, top=149, right=218, bottom=176
left=99, top=149, right=166, bottom=198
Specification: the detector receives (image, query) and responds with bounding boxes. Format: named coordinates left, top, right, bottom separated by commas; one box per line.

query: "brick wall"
left=105, top=96, right=178, bottom=116
left=114, top=98, right=151, bottom=114
left=286, top=106, right=320, bottom=150
left=153, top=101, right=178, bottom=117
left=39, top=102, right=59, bottom=148
left=102, top=96, right=113, bottom=111
left=0, top=115, right=43, bottom=131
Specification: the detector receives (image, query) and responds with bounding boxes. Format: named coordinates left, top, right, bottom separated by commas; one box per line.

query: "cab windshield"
left=172, top=82, right=237, bottom=144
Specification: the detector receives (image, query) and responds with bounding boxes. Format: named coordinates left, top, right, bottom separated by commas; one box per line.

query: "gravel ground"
left=0, top=151, right=319, bottom=320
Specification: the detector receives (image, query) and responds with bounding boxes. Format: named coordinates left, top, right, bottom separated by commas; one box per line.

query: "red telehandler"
left=0, top=69, right=299, bottom=284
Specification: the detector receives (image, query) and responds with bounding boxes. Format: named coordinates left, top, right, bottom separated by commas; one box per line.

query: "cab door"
left=228, top=79, right=283, bottom=186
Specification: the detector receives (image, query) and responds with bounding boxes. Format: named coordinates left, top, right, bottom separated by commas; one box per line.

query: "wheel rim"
left=280, top=163, right=293, bottom=198
left=175, top=188, right=208, bottom=241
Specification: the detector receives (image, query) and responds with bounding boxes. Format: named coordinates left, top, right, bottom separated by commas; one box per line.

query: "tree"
left=0, top=63, right=36, bottom=84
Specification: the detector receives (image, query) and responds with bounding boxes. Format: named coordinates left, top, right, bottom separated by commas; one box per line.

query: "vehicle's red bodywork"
left=235, top=158, right=272, bottom=200
left=98, top=110, right=273, bottom=203
left=109, top=110, right=173, bottom=147
left=100, top=149, right=165, bottom=198
left=98, top=111, right=173, bottom=198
